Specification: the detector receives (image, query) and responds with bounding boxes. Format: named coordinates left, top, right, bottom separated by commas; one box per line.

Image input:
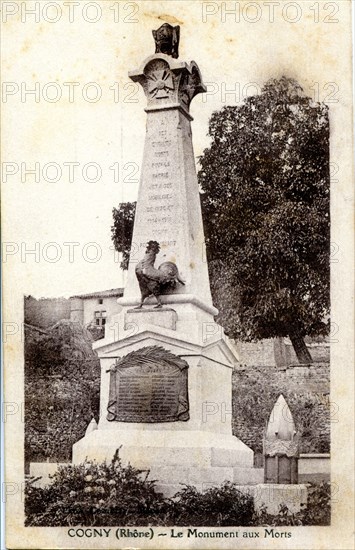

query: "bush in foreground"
left=168, top=483, right=254, bottom=526
left=256, top=482, right=331, bottom=526
left=25, top=452, right=330, bottom=527
left=25, top=449, right=167, bottom=526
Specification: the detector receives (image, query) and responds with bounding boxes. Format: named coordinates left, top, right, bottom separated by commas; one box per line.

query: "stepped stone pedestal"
left=73, top=26, right=253, bottom=495
left=72, top=304, right=254, bottom=493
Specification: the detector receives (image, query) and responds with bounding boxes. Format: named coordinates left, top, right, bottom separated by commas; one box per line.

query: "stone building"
left=69, top=288, right=124, bottom=328
left=25, top=288, right=124, bottom=334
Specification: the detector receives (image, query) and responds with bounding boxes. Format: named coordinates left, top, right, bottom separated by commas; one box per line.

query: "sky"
left=2, top=0, right=352, bottom=298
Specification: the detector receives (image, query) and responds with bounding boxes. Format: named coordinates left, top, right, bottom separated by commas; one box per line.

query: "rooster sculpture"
left=135, top=240, right=185, bottom=308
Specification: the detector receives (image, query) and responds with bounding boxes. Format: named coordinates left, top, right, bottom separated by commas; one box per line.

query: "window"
left=94, top=311, right=107, bottom=326
left=98, top=298, right=103, bottom=304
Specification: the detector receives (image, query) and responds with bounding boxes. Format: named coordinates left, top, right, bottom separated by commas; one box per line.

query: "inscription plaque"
left=107, top=345, right=189, bottom=422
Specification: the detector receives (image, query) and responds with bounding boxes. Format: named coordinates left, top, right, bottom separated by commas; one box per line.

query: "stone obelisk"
left=122, top=30, right=213, bottom=313
left=73, top=24, right=253, bottom=496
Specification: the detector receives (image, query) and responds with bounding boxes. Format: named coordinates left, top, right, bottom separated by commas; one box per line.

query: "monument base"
left=73, top=302, right=255, bottom=498
left=72, top=428, right=254, bottom=497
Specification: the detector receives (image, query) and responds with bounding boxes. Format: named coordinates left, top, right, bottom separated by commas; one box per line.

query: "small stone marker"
left=254, top=395, right=307, bottom=515
left=263, top=394, right=300, bottom=484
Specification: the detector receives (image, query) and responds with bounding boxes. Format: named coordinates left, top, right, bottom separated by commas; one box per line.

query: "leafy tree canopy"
left=198, top=77, right=330, bottom=362
left=112, top=77, right=330, bottom=362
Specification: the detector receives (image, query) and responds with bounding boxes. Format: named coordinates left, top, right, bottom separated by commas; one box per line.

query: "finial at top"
left=152, top=23, right=180, bottom=59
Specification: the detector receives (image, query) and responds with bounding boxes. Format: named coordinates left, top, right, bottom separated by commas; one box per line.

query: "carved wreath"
left=107, top=345, right=188, bottom=372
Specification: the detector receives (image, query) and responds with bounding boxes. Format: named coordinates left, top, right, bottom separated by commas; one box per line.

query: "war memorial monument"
left=73, top=24, right=256, bottom=495
left=73, top=25, right=305, bottom=508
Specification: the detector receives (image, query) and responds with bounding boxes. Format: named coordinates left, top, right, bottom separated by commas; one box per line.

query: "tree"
left=111, top=202, right=136, bottom=270
left=199, top=77, right=330, bottom=362
left=111, top=77, right=330, bottom=363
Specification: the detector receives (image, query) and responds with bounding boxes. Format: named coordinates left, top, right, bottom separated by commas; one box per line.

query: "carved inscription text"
left=107, top=345, right=189, bottom=423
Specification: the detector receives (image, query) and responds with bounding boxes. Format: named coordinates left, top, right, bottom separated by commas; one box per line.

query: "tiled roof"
left=70, top=288, right=124, bottom=299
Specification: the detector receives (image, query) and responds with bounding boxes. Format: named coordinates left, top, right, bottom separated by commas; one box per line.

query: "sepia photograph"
left=2, top=1, right=354, bottom=549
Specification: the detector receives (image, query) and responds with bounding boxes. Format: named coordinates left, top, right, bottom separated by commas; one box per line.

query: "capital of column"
left=129, top=54, right=206, bottom=119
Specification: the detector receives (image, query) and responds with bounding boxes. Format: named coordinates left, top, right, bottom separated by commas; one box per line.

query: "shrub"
left=255, top=482, right=331, bottom=526
left=25, top=321, right=101, bottom=465
left=167, top=483, right=255, bottom=526
left=25, top=449, right=167, bottom=527
left=25, top=453, right=255, bottom=527
left=25, top=373, right=100, bottom=463
left=300, top=482, right=331, bottom=525
left=25, top=452, right=330, bottom=527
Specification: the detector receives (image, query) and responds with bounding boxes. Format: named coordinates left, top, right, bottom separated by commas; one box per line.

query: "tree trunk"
left=289, top=330, right=313, bottom=364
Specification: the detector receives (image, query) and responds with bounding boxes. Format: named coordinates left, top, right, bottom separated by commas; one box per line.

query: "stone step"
left=148, top=465, right=264, bottom=494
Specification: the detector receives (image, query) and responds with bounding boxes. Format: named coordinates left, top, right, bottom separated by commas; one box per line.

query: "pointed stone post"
left=263, top=394, right=300, bottom=484
left=254, top=397, right=306, bottom=514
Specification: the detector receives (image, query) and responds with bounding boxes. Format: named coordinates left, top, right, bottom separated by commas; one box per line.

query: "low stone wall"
left=284, top=341, right=330, bottom=366
left=25, top=296, right=71, bottom=329
left=235, top=338, right=330, bottom=367
left=235, top=339, right=276, bottom=367
left=298, top=453, right=330, bottom=483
